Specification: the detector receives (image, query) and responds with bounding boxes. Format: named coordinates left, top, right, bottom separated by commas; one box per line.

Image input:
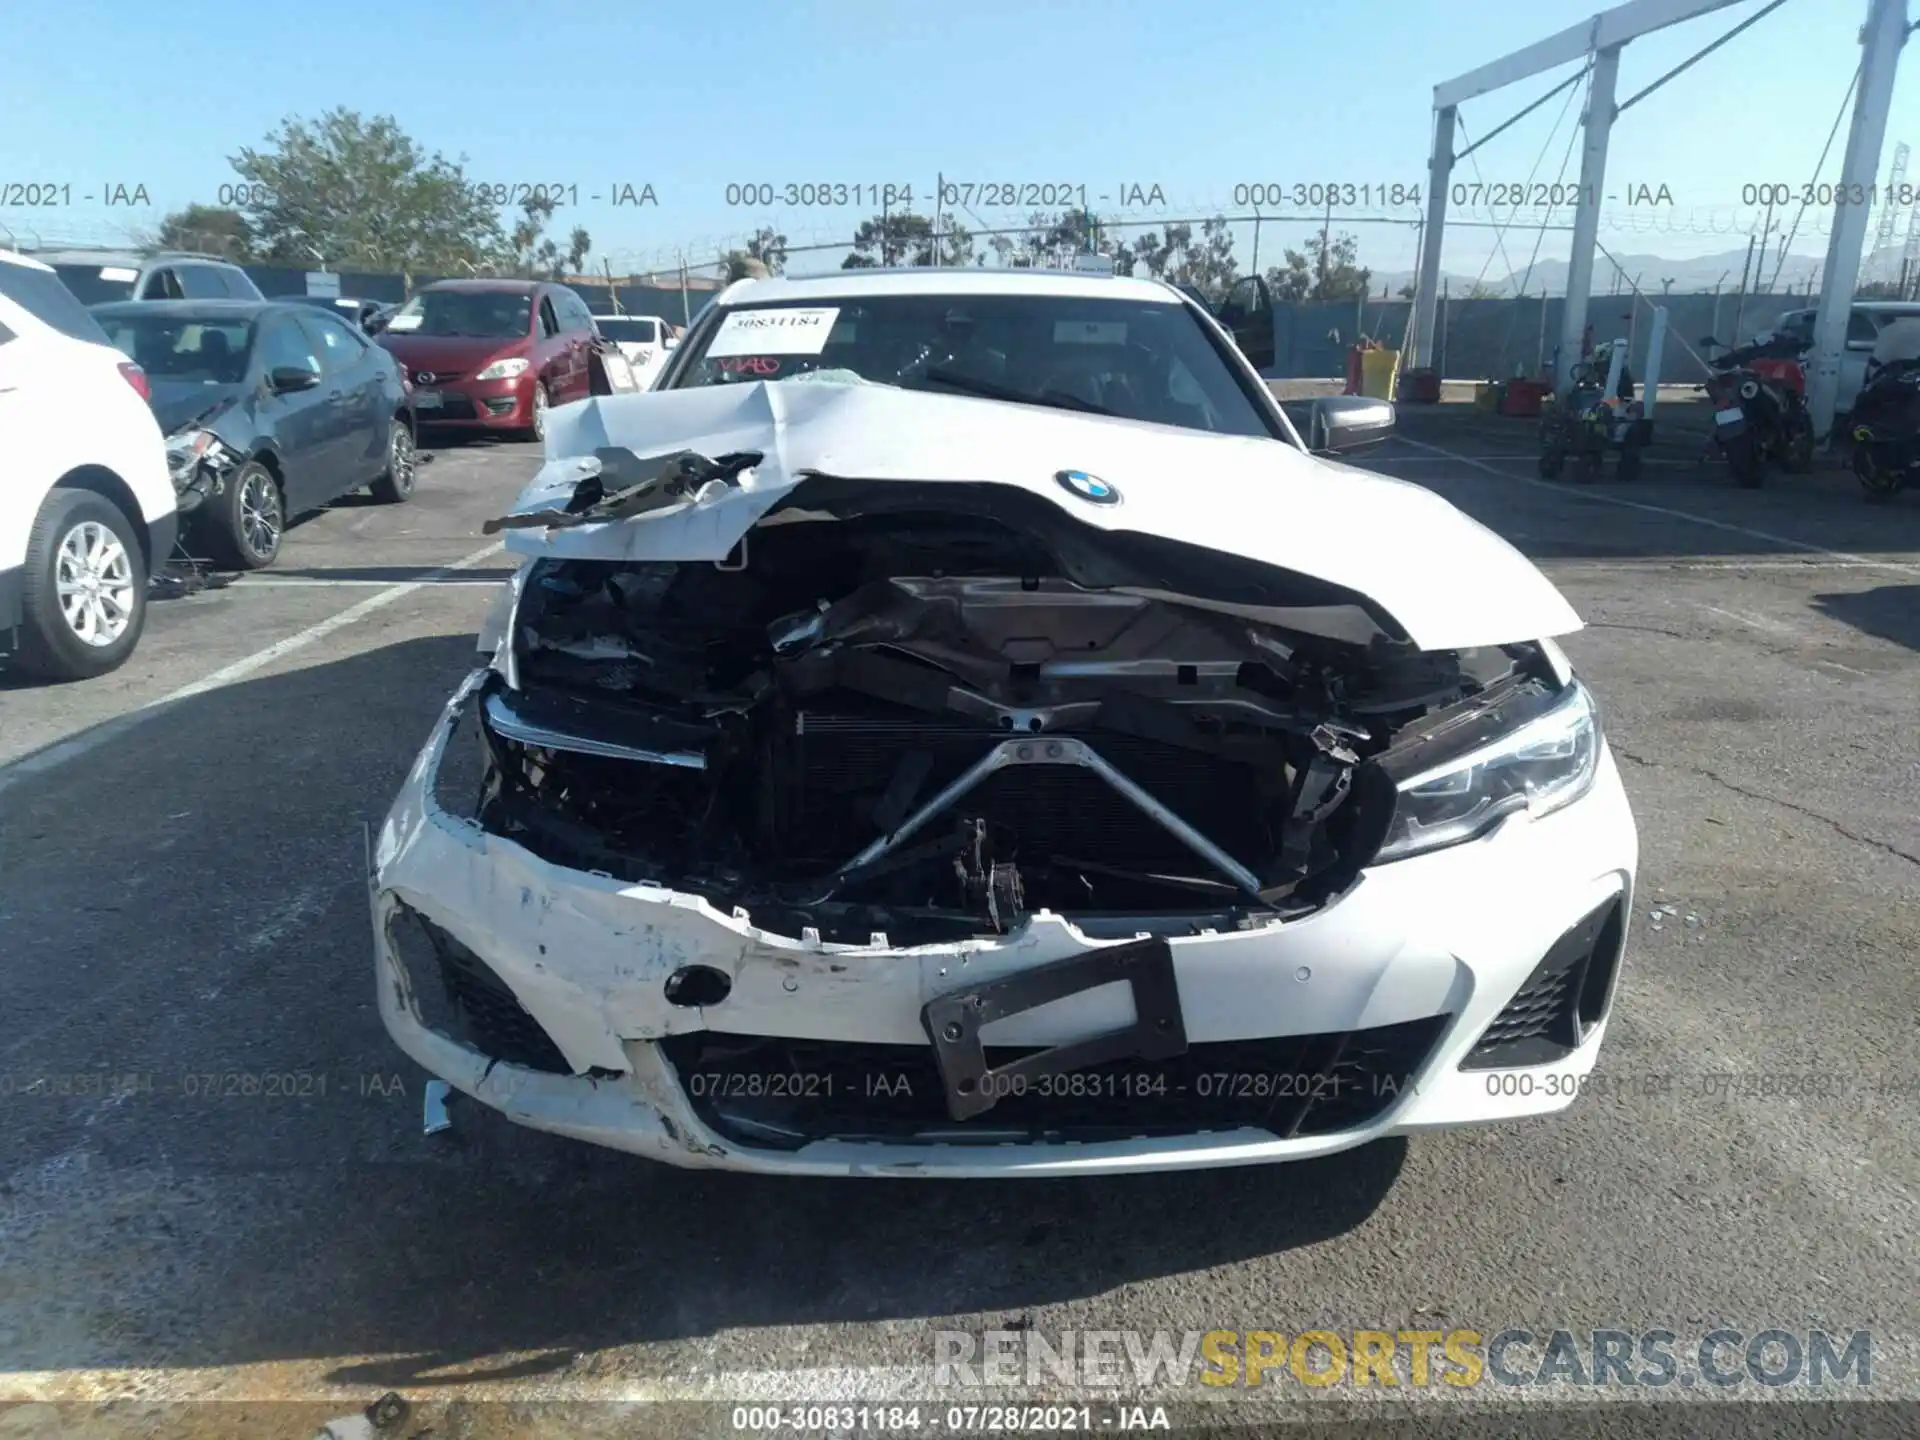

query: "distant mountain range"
left=1358, top=241, right=1915, bottom=299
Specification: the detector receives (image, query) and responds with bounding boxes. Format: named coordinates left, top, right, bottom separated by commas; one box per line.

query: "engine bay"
left=466, top=510, right=1533, bottom=945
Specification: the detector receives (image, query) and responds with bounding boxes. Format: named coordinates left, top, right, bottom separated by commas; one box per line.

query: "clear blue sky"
left=4, top=0, right=1915, bottom=285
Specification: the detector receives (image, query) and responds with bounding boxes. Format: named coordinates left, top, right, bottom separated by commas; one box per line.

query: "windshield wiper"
left=917, top=366, right=1114, bottom=416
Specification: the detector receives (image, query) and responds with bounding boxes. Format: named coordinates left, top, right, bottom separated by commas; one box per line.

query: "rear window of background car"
left=0, top=262, right=114, bottom=345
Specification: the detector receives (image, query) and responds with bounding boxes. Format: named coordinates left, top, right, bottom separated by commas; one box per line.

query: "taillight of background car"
left=117, top=361, right=151, bottom=401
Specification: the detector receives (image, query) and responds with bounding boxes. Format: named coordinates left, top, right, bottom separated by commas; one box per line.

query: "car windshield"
left=96, top=313, right=254, bottom=384
left=667, top=293, right=1276, bottom=438
left=51, top=263, right=139, bottom=306
left=595, top=317, right=659, bottom=343
left=385, top=289, right=531, bottom=339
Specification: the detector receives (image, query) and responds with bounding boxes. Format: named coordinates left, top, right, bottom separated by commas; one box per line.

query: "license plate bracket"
left=920, top=937, right=1187, bottom=1121
left=413, top=390, right=444, bottom=409
left=1715, top=406, right=1745, bottom=426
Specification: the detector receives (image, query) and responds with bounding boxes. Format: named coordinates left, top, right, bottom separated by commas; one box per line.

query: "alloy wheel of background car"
left=529, top=383, right=549, bottom=442
left=13, top=489, right=149, bottom=682
left=371, top=421, right=416, bottom=504
left=208, top=461, right=284, bottom=569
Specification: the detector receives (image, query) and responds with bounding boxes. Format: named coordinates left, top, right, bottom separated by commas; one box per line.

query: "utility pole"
left=603, top=256, right=620, bottom=315
left=677, top=249, right=690, bottom=326
left=934, top=172, right=943, bottom=265
left=1319, top=193, right=1333, bottom=296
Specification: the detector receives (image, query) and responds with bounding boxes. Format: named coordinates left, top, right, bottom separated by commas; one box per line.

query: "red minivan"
left=377, top=279, right=598, bottom=440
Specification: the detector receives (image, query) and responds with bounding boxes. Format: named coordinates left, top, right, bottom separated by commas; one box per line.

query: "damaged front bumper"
left=371, top=672, right=1638, bottom=1177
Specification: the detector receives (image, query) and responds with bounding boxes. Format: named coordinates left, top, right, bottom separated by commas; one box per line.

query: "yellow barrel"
left=1474, top=381, right=1498, bottom=410
left=1361, top=347, right=1401, bottom=400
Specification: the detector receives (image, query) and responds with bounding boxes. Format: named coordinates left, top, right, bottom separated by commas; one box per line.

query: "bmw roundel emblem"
left=1056, top=469, right=1120, bottom=505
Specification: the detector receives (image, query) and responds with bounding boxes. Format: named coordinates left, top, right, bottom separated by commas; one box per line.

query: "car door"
left=140, top=267, right=185, bottom=301
left=1844, top=308, right=1888, bottom=411
left=1217, top=277, right=1275, bottom=370
left=253, top=313, right=333, bottom=511
left=297, top=310, right=388, bottom=486
left=533, top=292, right=569, bottom=399
left=555, top=290, right=592, bottom=400
left=177, top=265, right=227, bottom=301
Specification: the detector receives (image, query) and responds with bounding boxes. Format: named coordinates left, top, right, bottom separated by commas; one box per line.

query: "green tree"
left=155, top=204, right=254, bottom=260
left=1109, top=217, right=1238, bottom=300
left=1269, top=231, right=1370, bottom=303
left=507, top=194, right=590, bottom=279
left=844, top=211, right=936, bottom=267
left=228, top=107, right=505, bottom=280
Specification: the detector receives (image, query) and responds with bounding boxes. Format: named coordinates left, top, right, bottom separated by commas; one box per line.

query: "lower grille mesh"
left=660, top=1016, right=1449, bottom=1150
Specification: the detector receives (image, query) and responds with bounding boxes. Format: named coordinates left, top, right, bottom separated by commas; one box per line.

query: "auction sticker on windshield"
left=706, top=307, right=841, bottom=358
left=385, top=312, right=423, bottom=331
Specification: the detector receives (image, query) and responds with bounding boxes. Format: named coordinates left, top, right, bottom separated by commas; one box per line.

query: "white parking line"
left=1394, top=436, right=1920, bottom=579
left=0, top=541, right=503, bottom=799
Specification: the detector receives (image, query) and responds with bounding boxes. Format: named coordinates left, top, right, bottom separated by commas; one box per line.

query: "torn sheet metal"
left=497, top=381, right=1583, bottom=652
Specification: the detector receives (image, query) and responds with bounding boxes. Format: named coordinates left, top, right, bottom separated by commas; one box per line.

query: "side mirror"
left=268, top=366, right=321, bottom=395
left=1294, top=395, right=1396, bottom=454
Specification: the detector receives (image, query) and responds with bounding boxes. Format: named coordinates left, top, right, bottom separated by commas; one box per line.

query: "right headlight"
left=1375, top=681, right=1602, bottom=864
left=475, top=356, right=531, bottom=381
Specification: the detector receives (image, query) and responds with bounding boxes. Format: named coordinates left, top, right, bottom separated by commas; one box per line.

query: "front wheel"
left=1853, top=442, right=1904, bottom=500
left=1538, top=450, right=1565, bottom=479
left=1616, top=445, right=1643, bottom=482
left=206, top=460, right=284, bottom=569
left=12, top=489, right=149, bottom=681
left=370, top=419, right=417, bottom=504
left=1781, top=424, right=1815, bottom=475
left=1572, top=449, right=1603, bottom=484
left=1724, top=433, right=1765, bottom=489
left=524, top=381, right=550, bottom=443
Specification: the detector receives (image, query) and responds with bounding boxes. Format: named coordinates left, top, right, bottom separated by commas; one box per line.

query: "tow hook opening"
left=665, top=965, right=733, bottom=1007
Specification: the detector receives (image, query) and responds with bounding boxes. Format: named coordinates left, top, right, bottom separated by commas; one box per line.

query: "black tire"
left=205, top=459, right=284, bottom=569
left=1853, top=443, right=1903, bottom=500
left=12, top=488, right=149, bottom=682
left=1724, top=433, right=1765, bottom=488
left=1616, top=445, right=1642, bottom=482
left=1538, top=451, right=1565, bottom=479
left=1782, top=425, right=1815, bottom=475
left=523, top=381, right=551, bottom=443
left=1572, top=450, right=1602, bottom=484
left=369, top=419, right=417, bottom=504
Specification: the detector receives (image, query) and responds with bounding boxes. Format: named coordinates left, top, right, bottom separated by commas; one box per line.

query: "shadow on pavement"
left=1813, top=586, right=1920, bottom=652
left=0, top=634, right=1404, bottom=1386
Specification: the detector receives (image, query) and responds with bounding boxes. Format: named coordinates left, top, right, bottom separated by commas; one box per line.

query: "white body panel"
left=508, top=381, right=1584, bottom=653
left=371, top=673, right=1638, bottom=1176
left=0, top=257, right=174, bottom=576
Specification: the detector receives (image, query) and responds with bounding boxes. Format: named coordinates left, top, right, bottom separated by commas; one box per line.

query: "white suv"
left=0, top=251, right=177, bottom=680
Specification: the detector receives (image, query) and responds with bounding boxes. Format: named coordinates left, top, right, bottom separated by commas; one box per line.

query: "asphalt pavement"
left=0, top=408, right=1916, bottom=1439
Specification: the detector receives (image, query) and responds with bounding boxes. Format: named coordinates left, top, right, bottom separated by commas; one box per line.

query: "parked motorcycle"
left=1698, top=334, right=1814, bottom=488
left=1847, top=356, right=1920, bottom=500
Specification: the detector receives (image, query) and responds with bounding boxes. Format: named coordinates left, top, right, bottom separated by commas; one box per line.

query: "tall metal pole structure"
left=1416, top=0, right=1761, bottom=381
left=1807, top=0, right=1909, bottom=438
left=1411, top=107, right=1456, bottom=370
left=1556, top=44, right=1620, bottom=397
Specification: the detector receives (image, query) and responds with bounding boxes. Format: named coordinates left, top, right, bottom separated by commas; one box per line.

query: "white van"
left=1765, top=301, right=1920, bottom=413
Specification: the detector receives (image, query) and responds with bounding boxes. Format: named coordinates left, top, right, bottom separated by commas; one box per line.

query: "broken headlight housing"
left=165, top=428, right=217, bottom=484
left=1375, top=681, right=1601, bottom=863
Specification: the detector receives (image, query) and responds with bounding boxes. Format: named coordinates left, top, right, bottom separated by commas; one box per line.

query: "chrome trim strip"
left=482, top=690, right=707, bottom=770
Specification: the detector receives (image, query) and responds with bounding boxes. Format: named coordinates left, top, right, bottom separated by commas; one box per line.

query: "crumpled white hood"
left=504, top=381, right=1582, bottom=652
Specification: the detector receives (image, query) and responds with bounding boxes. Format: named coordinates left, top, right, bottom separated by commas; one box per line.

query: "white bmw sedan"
left=370, top=268, right=1637, bottom=1176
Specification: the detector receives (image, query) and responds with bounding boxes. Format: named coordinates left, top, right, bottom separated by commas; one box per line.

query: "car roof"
left=712, top=267, right=1181, bottom=308
left=90, top=298, right=286, bottom=319
left=0, top=248, right=56, bottom=274
left=420, top=279, right=545, bottom=294
left=33, top=249, right=243, bottom=267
